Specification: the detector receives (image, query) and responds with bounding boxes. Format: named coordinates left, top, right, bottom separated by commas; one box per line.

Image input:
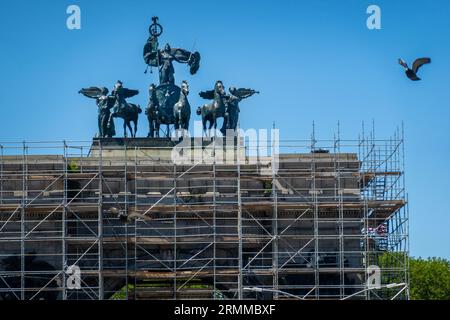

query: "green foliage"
left=263, top=181, right=272, bottom=196
left=67, top=161, right=79, bottom=173
left=109, top=280, right=225, bottom=300
left=378, top=252, right=450, bottom=300
left=110, top=284, right=134, bottom=300
left=409, top=257, right=450, bottom=300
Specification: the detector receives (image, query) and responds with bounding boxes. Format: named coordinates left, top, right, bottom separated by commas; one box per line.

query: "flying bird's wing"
left=199, top=90, right=215, bottom=100
left=412, top=57, right=431, bottom=73
left=398, top=58, right=408, bottom=69
left=229, top=87, right=259, bottom=99
left=79, top=87, right=108, bottom=99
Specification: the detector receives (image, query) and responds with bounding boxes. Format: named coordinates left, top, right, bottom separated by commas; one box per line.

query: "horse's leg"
left=173, top=116, right=179, bottom=139
left=98, top=114, right=102, bottom=137
left=148, top=115, right=153, bottom=138
left=182, top=111, right=189, bottom=134
left=178, top=110, right=183, bottom=136
left=155, top=121, right=160, bottom=138
left=213, top=117, right=218, bottom=137
left=127, top=121, right=134, bottom=138
left=148, top=118, right=154, bottom=138
left=208, top=119, right=214, bottom=138
left=108, top=113, right=114, bottom=127
left=133, top=118, right=137, bottom=138
left=223, top=111, right=231, bottom=135
left=123, top=120, right=127, bottom=138
left=175, top=112, right=182, bottom=138
left=202, top=118, right=207, bottom=137
left=182, top=119, right=187, bottom=137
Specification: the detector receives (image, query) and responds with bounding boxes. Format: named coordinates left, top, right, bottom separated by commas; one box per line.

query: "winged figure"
left=79, top=86, right=116, bottom=137
left=224, top=87, right=259, bottom=131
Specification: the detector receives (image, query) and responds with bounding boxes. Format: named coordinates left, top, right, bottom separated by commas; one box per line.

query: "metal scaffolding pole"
left=62, top=141, right=68, bottom=300
left=20, top=141, right=27, bottom=300
left=173, top=162, right=177, bottom=299
left=213, top=137, right=217, bottom=299
left=237, top=128, right=243, bottom=299
left=311, top=125, right=319, bottom=299
left=98, top=140, right=104, bottom=300
left=271, top=125, right=279, bottom=299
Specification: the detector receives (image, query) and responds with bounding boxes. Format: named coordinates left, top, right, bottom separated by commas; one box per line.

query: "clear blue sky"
left=0, top=0, right=449, bottom=259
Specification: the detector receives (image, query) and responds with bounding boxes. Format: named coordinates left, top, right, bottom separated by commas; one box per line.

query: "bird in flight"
left=398, top=57, right=431, bottom=81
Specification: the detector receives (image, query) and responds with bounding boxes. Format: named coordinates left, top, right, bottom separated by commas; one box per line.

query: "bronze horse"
left=145, top=84, right=161, bottom=138
left=173, top=80, right=191, bottom=133
left=109, top=103, right=142, bottom=138
left=197, top=80, right=228, bottom=136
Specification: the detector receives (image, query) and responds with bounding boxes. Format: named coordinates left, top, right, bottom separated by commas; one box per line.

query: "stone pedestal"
left=89, top=137, right=246, bottom=164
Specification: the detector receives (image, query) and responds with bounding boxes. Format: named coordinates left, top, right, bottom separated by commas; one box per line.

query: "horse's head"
left=214, top=80, right=225, bottom=96
left=180, top=80, right=189, bottom=96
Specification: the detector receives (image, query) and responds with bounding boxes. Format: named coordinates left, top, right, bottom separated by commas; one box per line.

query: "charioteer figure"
left=143, top=17, right=200, bottom=137
left=143, top=17, right=200, bottom=86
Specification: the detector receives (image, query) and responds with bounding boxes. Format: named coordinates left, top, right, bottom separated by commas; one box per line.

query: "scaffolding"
left=0, top=125, right=409, bottom=300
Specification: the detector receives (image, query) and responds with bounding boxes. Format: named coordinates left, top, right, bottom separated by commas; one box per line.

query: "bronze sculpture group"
left=80, top=17, right=258, bottom=138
